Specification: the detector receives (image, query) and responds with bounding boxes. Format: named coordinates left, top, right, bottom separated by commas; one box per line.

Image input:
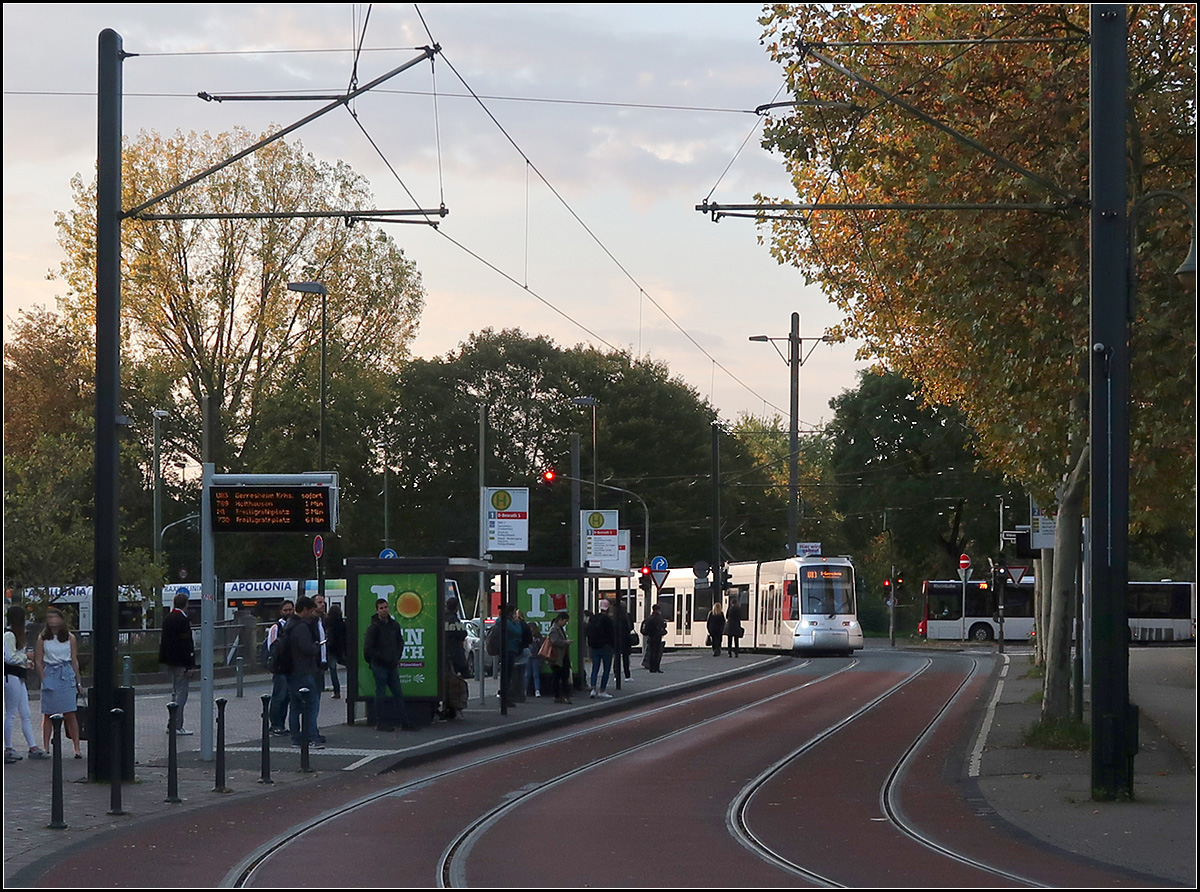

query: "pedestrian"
left=5, top=605, right=48, bottom=762
left=615, top=598, right=634, bottom=681
left=502, top=606, right=528, bottom=704
left=586, top=599, right=615, bottom=699
left=285, top=596, right=324, bottom=748
left=548, top=612, right=573, bottom=703
left=525, top=614, right=544, bottom=698
left=725, top=596, right=743, bottom=658
left=158, top=590, right=196, bottom=735
left=706, top=601, right=725, bottom=657
left=33, top=607, right=83, bottom=758
left=311, top=592, right=329, bottom=744
left=325, top=602, right=347, bottom=700
left=440, top=595, right=469, bottom=720
left=266, top=600, right=295, bottom=735
left=363, top=597, right=413, bottom=732
left=640, top=603, right=668, bottom=673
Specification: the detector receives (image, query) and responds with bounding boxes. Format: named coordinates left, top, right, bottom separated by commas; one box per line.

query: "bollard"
left=258, top=693, right=273, bottom=784
left=235, top=656, right=244, bottom=698
left=48, top=714, right=67, bottom=829
left=108, top=708, right=126, bottom=815
left=165, top=701, right=182, bottom=803
left=214, top=698, right=231, bottom=793
left=123, top=654, right=133, bottom=687
left=299, top=687, right=313, bottom=773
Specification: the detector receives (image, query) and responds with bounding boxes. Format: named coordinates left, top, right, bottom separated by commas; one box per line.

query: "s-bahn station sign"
left=209, top=473, right=339, bottom=533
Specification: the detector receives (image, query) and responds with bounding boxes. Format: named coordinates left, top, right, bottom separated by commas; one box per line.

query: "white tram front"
left=635, top=555, right=863, bottom=655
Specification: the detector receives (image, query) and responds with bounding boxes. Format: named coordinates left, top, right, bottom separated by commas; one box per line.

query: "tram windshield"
left=799, top=566, right=855, bottom=617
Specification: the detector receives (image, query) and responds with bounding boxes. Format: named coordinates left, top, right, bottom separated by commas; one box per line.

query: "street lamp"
left=571, top=396, right=598, bottom=510
left=152, top=408, right=169, bottom=610
left=749, top=312, right=830, bottom=557
left=287, top=281, right=329, bottom=470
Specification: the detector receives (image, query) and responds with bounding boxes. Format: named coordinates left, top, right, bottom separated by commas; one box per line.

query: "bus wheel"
left=969, top=623, right=994, bottom=642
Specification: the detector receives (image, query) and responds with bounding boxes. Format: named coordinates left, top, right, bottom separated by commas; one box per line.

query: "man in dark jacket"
left=286, top=596, right=323, bottom=748
left=363, top=598, right=413, bottom=732
left=640, top=603, right=668, bottom=673
left=158, top=590, right=195, bottom=735
left=586, top=600, right=616, bottom=699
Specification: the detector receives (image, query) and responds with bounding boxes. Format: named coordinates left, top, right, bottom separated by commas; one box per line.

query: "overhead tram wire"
left=425, top=45, right=786, bottom=416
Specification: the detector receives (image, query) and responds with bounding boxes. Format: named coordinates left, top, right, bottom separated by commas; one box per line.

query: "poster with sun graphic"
left=354, top=572, right=442, bottom=700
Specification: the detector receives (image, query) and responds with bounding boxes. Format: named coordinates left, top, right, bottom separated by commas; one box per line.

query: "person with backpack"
left=363, top=598, right=413, bottom=732
left=586, top=599, right=616, bottom=699
left=284, top=596, right=323, bottom=749
left=264, top=600, right=294, bottom=735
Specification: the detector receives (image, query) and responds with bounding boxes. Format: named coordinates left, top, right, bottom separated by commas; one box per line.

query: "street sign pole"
left=959, top=553, right=971, bottom=643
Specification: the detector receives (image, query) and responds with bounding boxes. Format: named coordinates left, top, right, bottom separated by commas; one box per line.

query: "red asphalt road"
left=34, top=652, right=1161, bottom=888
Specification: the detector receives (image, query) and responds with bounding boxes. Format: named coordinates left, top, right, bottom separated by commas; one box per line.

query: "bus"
left=919, top=578, right=1196, bottom=643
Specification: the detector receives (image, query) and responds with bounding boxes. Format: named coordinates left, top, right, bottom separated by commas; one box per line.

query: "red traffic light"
left=639, top=565, right=651, bottom=576
left=883, top=578, right=892, bottom=588
left=539, top=467, right=557, bottom=484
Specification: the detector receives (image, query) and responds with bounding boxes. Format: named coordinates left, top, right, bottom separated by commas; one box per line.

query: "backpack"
left=484, top=622, right=501, bottom=657
left=265, top=621, right=293, bottom=675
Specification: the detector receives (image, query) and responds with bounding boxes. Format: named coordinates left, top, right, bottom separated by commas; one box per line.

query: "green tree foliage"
left=384, top=329, right=788, bottom=568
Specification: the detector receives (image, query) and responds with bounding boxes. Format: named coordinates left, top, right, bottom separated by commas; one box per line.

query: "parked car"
left=463, top=618, right=497, bottom=676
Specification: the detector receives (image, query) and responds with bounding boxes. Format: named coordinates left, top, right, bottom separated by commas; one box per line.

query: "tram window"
left=657, top=590, right=675, bottom=622
left=783, top=580, right=797, bottom=621
left=693, top=585, right=713, bottom=623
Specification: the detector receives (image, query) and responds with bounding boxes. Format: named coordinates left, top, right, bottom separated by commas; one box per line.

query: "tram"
left=637, top=555, right=864, bottom=655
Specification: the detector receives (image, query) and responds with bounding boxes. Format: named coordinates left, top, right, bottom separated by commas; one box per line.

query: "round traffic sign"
left=959, top=553, right=970, bottom=570
left=650, top=555, right=669, bottom=572
left=313, top=535, right=324, bottom=559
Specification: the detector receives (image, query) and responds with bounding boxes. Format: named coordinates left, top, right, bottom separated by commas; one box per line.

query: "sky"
left=3, top=3, right=873, bottom=428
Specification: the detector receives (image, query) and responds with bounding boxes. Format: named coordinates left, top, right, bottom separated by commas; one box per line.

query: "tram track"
left=224, top=656, right=833, bottom=888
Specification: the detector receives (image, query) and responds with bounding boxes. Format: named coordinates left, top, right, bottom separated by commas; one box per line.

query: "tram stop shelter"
left=344, top=557, right=522, bottom=727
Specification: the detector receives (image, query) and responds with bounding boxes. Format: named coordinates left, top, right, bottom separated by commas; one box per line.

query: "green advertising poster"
left=516, top=578, right=580, bottom=672
left=356, top=572, right=441, bottom=700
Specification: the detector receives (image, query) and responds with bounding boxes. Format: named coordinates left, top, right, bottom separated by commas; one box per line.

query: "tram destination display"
left=210, top=485, right=335, bottom=533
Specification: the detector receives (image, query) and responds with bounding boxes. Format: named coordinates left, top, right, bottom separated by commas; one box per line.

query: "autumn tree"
left=755, top=4, right=1195, bottom=721
left=52, top=128, right=425, bottom=474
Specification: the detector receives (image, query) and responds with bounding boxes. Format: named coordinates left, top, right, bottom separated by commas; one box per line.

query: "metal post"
left=200, top=458, right=215, bottom=761
left=299, top=687, right=313, bottom=772
left=48, top=714, right=67, bottom=829
left=91, top=26, right=124, bottom=785
left=214, top=697, right=230, bottom=793
left=320, top=288, right=327, bottom=471
left=1089, top=3, right=1135, bottom=801
left=570, top=433, right=581, bottom=568
left=108, top=708, right=125, bottom=815
left=788, top=312, right=799, bottom=557
left=165, top=702, right=181, bottom=802
left=123, top=654, right=132, bottom=687
left=153, top=408, right=167, bottom=619
left=258, top=693, right=274, bottom=784
left=478, top=404, right=487, bottom=706
left=712, top=421, right=721, bottom=613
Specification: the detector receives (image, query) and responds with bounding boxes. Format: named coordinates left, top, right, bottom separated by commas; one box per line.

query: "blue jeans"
left=525, top=654, right=542, bottom=694
left=286, top=672, right=319, bottom=744
left=590, top=646, right=613, bottom=692
left=371, top=664, right=411, bottom=729
left=168, top=665, right=190, bottom=730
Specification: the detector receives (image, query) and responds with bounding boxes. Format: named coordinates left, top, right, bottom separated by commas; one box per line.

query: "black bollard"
left=299, top=687, right=313, bottom=773
left=258, top=693, right=273, bottom=785
left=214, top=697, right=231, bottom=793
left=48, top=714, right=67, bottom=830
left=108, top=708, right=126, bottom=815
left=165, top=701, right=181, bottom=803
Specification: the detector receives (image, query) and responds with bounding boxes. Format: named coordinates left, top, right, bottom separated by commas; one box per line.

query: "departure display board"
left=211, top=485, right=334, bottom=532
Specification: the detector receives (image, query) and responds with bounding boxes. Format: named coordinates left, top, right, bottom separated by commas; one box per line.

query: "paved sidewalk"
left=3, top=643, right=1195, bottom=887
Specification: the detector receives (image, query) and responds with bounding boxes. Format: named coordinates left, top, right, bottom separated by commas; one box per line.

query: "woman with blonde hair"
left=34, top=607, right=84, bottom=758
left=706, top=600, right=725, bottom=657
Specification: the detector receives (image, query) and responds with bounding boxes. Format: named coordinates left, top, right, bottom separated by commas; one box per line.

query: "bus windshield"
left=800, top=566, right=855, bottom=616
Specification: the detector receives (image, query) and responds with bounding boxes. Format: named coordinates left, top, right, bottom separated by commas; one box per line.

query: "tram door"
left=672, top=586, right=693, bottom=646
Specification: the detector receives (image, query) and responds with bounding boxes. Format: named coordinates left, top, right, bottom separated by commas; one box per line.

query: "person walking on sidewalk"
left=363, top=598, right=413, bottom=732
left=706, top=601, right=725, bottom=657
left=615, top=598, right=634, bottom=681
left=33, top=607, right=83, bottom=758
left=159, top=590, right=196, bottom=735
left=548, top=612, right=573, bottom=703
left=586, top=600, right=615, bottom=699
left=5, top=605, right=48, bottom=762
left=266, top=600, right=295, bottom=735
left=725, top=596, right=743, bottom=658
left=641, top=603, right=668, bottom=673
left=325, top=602, right=347, bottom=700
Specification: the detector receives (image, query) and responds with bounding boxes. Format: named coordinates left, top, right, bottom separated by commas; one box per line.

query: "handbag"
left=628, top=632, right=639, bottom=647
left=705, top=634, right=712, bottom=647
left=537, top=637, right=554, bottom=660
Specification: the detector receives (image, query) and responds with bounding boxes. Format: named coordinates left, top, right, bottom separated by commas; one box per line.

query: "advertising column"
left=353, top=570, right=442, bottom=713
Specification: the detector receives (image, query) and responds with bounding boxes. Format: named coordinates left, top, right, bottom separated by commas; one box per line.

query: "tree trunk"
left=1042, top=443, right=1089, bottom=722
left=1032, top=557, right=1045, bottom=665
